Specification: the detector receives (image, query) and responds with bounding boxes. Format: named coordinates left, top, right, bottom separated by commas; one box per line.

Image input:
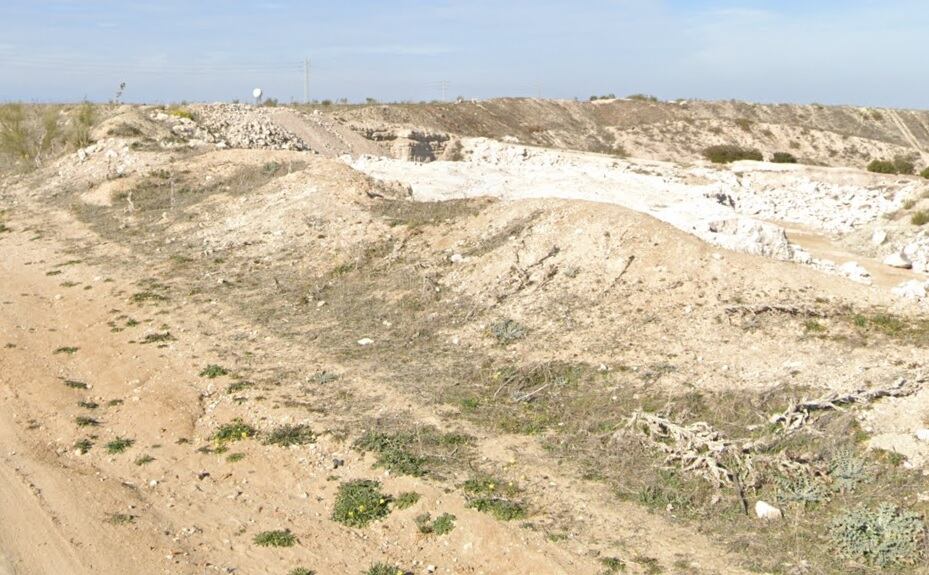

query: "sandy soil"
left=3, top=101, right=929, bottom=575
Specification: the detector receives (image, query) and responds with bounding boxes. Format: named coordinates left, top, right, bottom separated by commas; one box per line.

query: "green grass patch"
left=130, top=291, right=168, bottom=304
left=105, top=437, right=134, bottom=454
left=63, top=379, right=88, bottom=389
left=365, top=564, right=407, bottom=575
left=140, top=332, right=175, bottom=344
left=415, top=512, right=456, bottom=535
left=134, top=454, right=155, bottom=466
left=211, top=419, right=257, bottom=445
left=331, top=480, right=392, bottom=527
left=462, top=475, right=527, bottom=521
left=75, top=416, right=100, bottom=427
left=355, top=426, right=471, bottom=477
left=264, top=424, right=316, bottom=447
left=253, top=529, right=296, bottom=547
left=199, top=364, right=229, bottom=378
left=106, top=513, right=135, bottom=525
left=54, top=346, right=79, bottom=355
left=393, top=492, right=421, bottom=510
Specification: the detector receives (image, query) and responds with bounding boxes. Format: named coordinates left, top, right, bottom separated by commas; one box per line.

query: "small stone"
left=755, top=500, right=783, bottom=520
left=839, top=261, right=871, bottom=284
left=883, top=252, right=912, bottom=269
left=449, top=253, right=464, bottom=263
left=871, top=228, right=888, bottom=245
left=357, top=338, right=374, bottom=346
left=916, top=429, right=929, bottom=442
left=426, top=566, right=436, bottom=574
left=332, top=457, right=344, bottom=469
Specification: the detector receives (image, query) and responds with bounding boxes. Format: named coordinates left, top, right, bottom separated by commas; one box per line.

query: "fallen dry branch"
left=621, top=410, right=745, bottom=488
left=724, top=303, right=826, bottom=317
left=769, top=376, right=921, bottom=432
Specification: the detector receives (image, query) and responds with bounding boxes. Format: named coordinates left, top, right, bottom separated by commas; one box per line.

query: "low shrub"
left=830, top=504, right=925, bottom=567
left=912, top=211, right=929, bottom=226
left=869, top=155, right=917, bottom=175
left=702, top=145, right=763, bottom=164
left=770, top=152, right=797, bottom=164
left=868, top=159, right=897, bottom=174
left=920, top=167, right=929, bottom=179
left=331, top=480, right=391, bottom=527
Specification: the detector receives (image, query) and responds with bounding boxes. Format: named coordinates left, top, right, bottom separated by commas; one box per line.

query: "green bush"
left=868, top=155, right=917, bottom=175
left=830, top=504, right=925, bottom=567
left=920, top=167, right=929, bottom=179
left=894, top=154, right=916, bottom=175
left=868, top=159, right=897, bottom=174
left=702, top=145, right=763, bottom=164
left=770, top=152, right=798, bottom=164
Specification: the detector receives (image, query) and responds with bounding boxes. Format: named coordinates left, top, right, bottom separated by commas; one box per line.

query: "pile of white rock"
left=195, top=104, right=309, bottom=151
left=154, top=104, right=309, bottom=151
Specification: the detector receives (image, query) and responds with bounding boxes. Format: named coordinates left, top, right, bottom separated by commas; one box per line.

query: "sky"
left=0, top=0, right=926, bottom=108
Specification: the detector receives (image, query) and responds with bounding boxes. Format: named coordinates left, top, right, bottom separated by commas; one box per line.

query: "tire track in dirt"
left=888, top=109, right=924, bottom=153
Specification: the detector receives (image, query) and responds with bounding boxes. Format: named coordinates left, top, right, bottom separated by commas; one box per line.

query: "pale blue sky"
left=1, top=1, right=926, bottom=107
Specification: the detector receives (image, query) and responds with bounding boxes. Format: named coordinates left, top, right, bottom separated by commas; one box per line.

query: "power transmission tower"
left=303, top=58, right=310, bottom=103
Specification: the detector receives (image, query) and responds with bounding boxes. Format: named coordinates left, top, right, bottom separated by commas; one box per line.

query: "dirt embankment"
left=329, top=98, right=929, bottom=169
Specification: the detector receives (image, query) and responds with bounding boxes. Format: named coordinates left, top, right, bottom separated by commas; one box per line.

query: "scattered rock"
left=871, top=228, right=888, bottom=245
left=892, top=280, right=928, bottom=301
left=916, top=429, right=929, bottom=442
left=357, top=338, right=374, bottom=346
